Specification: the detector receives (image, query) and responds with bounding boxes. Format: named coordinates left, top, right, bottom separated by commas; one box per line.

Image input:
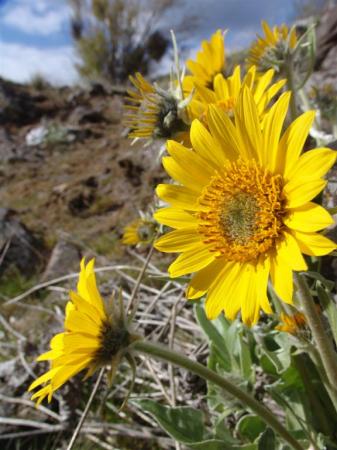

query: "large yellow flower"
left=154, top=88, right=336, bottom=326
left=28, top=259, right=131, bottom=405
left=189, top=65, right=285, bottom=122
left=248, top=21, right=297, bottom=71
left=184, top=29, right=225, bottom=91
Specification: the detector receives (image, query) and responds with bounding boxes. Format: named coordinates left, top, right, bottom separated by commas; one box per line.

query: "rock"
left=0, top=209, right=44, bottom=277
left=41, top=239, right=81, bottom=281
left=310, top=5, right=337, bottom=85
left=68, top=105, right=107, bottom=125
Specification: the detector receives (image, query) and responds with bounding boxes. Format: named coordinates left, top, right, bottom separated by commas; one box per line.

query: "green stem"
left=284, top=54, right=298, bottom=121
left=133, top=340, right=304, bottom=450
left=294, top=273, right=337, bottom=411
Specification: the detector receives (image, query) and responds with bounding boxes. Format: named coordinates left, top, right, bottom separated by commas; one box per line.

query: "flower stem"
left=133, top=340, right=304, bottom=450
left=66, top=368, right=105, bottom=450
left=294, top=273, right=337, bottom=411
left=284, top=54, right=298, bottom=121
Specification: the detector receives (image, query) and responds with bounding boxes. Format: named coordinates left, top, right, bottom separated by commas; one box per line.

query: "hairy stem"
left=294, top=273, right=337, bottom=411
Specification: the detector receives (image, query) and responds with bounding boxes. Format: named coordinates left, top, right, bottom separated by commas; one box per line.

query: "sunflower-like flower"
left=28, top=259, right=135, bottom=405
left=248, top=21, right=297, bottom=72
left=154, top=88, right=336, bottom=326
left=276, top=312, right=306, bottom=335
left=184, top=29, right=225, bottom=91
left=122, top=216, right=158, bottom=246
left=189, top=65, right=285, bottom=122
left=124, top=73, right=189, bottom=142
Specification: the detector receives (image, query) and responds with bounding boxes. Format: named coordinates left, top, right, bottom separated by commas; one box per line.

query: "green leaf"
left=257, top=429, right=275, bottom=450
left=236, top=415, right=266, bottom=442
left=134, top=399, right=239, bottom=450
left=135, top=400, right=205, bottom=443
left=195, top=304, right=231, bottom=371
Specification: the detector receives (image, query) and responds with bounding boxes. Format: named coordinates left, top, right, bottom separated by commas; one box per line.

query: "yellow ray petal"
left=154, top=228, right=201, bottom=252
left=205, top=261, right=242, bottom=320
left=154, top=208, right=196, bottom=229
left=276, top=232, right=308, bottom=271
left=284, top=178, right=327, bottom=209
left=156, top=184, right=200, bottom=211
left=166, top=140, right=215, bottom=180
left=168, top=245, right=216, bottom=278
left=277, top=110, right=315, bottom=175
left=190, top=119, right=227, bottom=168
left=262, top=92, right=291, bottom=171
left=162, top=156, right=207, bottom=193
left=186, top=258, right=225, bottom=299
left=270, top=256, right=293, bottom=304
left=285, top=147, right=336, bottom=182
left=291, top=230, right=336, bottom=256
left=207, top=105, right=240, bottom=160
left=285, top=202, right=334, bottom=232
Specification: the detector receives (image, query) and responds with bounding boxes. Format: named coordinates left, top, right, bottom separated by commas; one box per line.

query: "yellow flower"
left=154, top=88, right=336, bottom=326
left=124, top=73, right=189, bottom=142
left=189, top=65, right=285, bottom=122
left=248, top=21, right=297, bottom=71
left=122, top=217, right=157, bottom=246
left=28, top=259, right=132, bottom=405
left=276, top=312, right=306, bottom=335
left=184, top=29, right=225, bottom=91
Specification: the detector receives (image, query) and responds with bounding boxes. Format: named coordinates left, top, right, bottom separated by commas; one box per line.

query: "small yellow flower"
left=248, top=21, right=297, bottom=71
left=122, top=217, right=158, bottom=246
left=28, top=259, right=133, bottom=405
left=124, top=73, right=189, bottom=142
left=276, top=312, right=306, bottom=335
left=154, top=88, right=336, bottom=326
left=189, top=65, right=285, bottom=122
left=184, top=29, right=226, bottom=91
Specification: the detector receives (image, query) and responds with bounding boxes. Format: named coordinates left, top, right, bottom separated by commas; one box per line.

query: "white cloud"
left=1, top=0, right=70, bottom=35
left=0, top=42, right=79, bottom=86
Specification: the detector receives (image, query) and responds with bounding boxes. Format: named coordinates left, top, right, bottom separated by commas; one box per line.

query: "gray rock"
left=41, top=239, right=81, bottom=281
left=0, top=209, right=44, bottom=277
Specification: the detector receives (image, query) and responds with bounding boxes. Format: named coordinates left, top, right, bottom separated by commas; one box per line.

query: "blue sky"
left=0, top=0, right=295, bottom=85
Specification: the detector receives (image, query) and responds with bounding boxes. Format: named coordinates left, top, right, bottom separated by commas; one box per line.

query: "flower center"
left=95, top=321, right=129, bottom=364
left=198, top=159, right=286, bottom=262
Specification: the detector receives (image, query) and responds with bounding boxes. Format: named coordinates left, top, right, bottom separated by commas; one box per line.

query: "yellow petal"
left=285, top=202, right=334, bottom=232
left=207, top=105, right=240, bottom=160
left=162, top=156, right=207, bottom=193
left=186, top=258, right=225, bottom=299
left=154, top=208, right=197, bottom=229
left=285, top=147, right=336, bottom=182
left=65, top=310, right=100, bottom=336
left=156, top=184, right=199, bottom=211
left=166, top=140, right=215, bottom=180
left=291, top=230, right=336, bottom=256
left=278, top=111, right=315, bottom=177
left=235, top=87, right=261, bottom=161
left=276, top=232, right=308, bottom=271
left=190, top=119, right=227, bottom=168
left=154, top=229, right=201, bottom=253
left=51, top=358, right=92, bottom=392
left=270, top=257, right=293, bottom=304
left=284, top=178, right=327, bottom=209
left=168, top=245, right=216, bottom=278
left=263, top=92, right=291, bottom=171
left=205, top=261, right=242, bottom=320
left=28, top=367, right=60, bottom=391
